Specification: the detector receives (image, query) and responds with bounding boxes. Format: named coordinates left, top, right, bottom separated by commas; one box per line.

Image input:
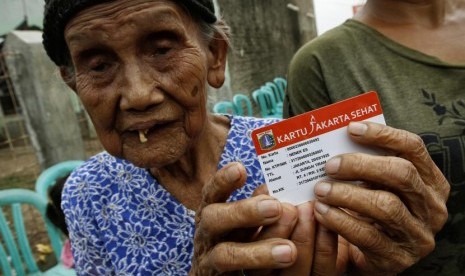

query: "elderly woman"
left=42, top=0, right=449, bottom=275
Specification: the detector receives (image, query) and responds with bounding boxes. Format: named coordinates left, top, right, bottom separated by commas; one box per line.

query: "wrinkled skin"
left=61, top=0, right=449, bottom=274
left=63, top=0, right=216, bottom=170
left=191, top=162, right=318, bottom=275
left=310, top=122, right=450, bottom=275
left=61, top=0, right=318, bottom=274
left=251, top=122, right=450, bottom=275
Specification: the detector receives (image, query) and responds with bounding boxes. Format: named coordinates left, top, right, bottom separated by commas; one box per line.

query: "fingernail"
left=272, top=245, right=293, bottom=263
left=258, top=199, right=280, bottom=218
left=348, top=122, right=368, bottom=136
left=226, top=164, right=241, bottom=182
left=314, top=182, right=331, bottom=197
left=325, top=158, right=341, bottom=175
left=315, top=202, right=330, bottom=214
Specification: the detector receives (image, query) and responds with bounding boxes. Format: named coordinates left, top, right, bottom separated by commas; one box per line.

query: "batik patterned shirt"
left=62, top=115, right=279, bottom=275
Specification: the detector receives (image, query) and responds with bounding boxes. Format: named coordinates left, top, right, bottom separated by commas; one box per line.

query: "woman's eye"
left=152, top=47, right=171, bottom=56
left=90, top=62, right=110, bottom=72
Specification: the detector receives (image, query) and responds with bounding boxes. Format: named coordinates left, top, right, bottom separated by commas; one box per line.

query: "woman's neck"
left=355, top=0, right=448, bottom=28
left=150, top=114, right=230, bottom=210
left=353, top=0, right=465, bottom=63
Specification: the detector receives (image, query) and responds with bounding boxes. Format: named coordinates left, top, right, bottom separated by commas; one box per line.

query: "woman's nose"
left=119, top=64, right=164, bottom=111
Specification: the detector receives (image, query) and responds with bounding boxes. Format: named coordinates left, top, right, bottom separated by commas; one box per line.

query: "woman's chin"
left=121, top=142, right=187, bottom=169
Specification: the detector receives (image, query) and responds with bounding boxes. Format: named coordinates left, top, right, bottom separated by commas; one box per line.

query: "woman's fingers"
left=314, top=201, right=422, bottom=274
left=199, top=162, right=247, bottom=209
left=314, top=183, right=434, bottom=254
left=198, top=195, right=283, bottom=237
left=328, top=122, right=449, bottom=233
left=310, top=122, right=449, bottom=274
left=253, top=184, right=269, bottom=196
left=201, top=239, right=297, bottom=273
left=255, top=203, right=298, bottom=240
left=192, top=162, right=297, bottom=275
left=311, top=224, right=338, bottom=276
left=347, top=122, right=450, bottom=200
left=246, top=204, right=297, bottom=276
left=281, top=202, right=317, bottom=276
left=325, top=154, right=447, bottom=233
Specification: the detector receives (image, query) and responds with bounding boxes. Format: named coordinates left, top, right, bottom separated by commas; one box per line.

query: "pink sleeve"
left=61, top=239, right=75, bottom=269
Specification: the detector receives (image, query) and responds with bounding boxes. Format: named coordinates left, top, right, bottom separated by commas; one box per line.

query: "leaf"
left=423, top=101, right=435, bottom=106
left=35, top=243, right=53, bottom=254
left=37, top=254, right=47, bottom=263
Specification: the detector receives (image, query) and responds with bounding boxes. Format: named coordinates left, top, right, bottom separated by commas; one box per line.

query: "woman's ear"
left=207, top=33, right=228, bottom=88
left=59, top=66, right=77, bottom=92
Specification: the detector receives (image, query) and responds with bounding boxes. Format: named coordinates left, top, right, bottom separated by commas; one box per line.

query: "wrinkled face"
left=64, top=0, right=226, bottom=168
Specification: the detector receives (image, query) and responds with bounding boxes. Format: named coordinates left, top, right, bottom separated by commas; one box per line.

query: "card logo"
left=257, top=130, right=276, bottom=150
left=309, top=115, right=316, bottom=135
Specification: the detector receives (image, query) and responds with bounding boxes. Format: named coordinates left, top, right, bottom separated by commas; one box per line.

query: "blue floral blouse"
left=62, top=115, right=279, bottom=275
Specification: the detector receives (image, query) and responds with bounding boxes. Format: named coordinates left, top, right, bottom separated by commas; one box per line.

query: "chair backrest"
left=0, top=189, right=64, bottom=275
left=252, top=88, right=281, bottom=118
left=252, top=88, right=270, bottom=118
left=260, top=86, right=283, bottom=118
left=273, top=77, right=287, bottom=96
left=233, top=93, right=253, bottom=116
left=212, top=101, right=237, bottom=115
left=265, top=82, right=284, bottom=103
left=35, top=160, right=84, bottom=200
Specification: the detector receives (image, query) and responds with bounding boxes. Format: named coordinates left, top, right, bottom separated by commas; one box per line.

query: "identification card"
left=251, top=91, right=386, bottom=205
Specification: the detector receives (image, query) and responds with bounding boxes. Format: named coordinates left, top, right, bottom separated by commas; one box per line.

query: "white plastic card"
left=251, top=91, right=386, bottom=205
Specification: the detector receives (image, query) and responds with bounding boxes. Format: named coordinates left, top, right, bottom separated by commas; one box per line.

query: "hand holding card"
left=252, top=91, right=386, bottom=205
left=252, top=91, right=449, bottom=275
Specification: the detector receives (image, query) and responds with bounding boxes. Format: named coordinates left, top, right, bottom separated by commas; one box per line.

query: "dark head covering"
left=42, top=0, right=217, bottom=66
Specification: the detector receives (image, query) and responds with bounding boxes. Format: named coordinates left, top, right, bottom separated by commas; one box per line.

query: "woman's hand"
left=311, top=122, right=450, bottom=275
left=190, top=162, right=301, bottom=275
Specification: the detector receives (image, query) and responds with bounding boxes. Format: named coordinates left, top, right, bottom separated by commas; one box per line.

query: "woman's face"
left=63, top=0, right=226, bottom=168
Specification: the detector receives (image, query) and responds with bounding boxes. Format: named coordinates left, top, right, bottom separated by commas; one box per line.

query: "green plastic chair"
left=233, top=94, right=253, bottom=116
left=260, top=86, right=283, bottom=118
left=0, top=189, right=76, bottom=276
left=273, top=77, right=287, bottom=97
left=35, top=160, right=84, bottom=200
left=265, top=82, right=284, bottom=104
left=252, top=88, right=282, bottom=119
left=213, top=101, right=237, bottom=115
